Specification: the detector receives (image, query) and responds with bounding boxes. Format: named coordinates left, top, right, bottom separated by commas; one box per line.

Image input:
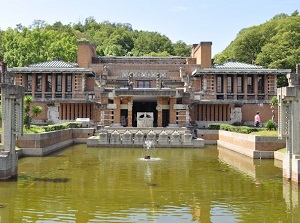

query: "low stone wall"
left=17, top=128, right=94, bottom=156
left=196, top=129, right=219, bottom=144
left=217, top=130, right=286, bottom=159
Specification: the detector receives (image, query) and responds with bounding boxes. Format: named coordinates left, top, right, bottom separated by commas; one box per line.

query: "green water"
left=0, top=144, right=299, bottom=223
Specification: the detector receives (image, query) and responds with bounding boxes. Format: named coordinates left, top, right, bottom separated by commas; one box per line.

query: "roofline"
left=192, top=68, right=291, bottom=76
left=8, top=67, right=95, bottom=75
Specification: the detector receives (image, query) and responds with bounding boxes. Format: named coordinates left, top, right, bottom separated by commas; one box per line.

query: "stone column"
left=113, top=97, right=121, bottom=124
left=0, top=84, right=24, bottom=180
left=32, top=73, right=37, bottom=97
left=243, top=76, right=248, bottom=99
left=157, top=97, right=162, bottom=127
left=223, top=74, right=227, bottom=99
left=127, top=97, right=133, bottom=127
left=169, top=98, right=176, bottom=125
left=253, top=75, right=258, bottom=100
left=62, top=73, right=66, bottom=98
left=42, top=74, right=46, bottom=98
left=233, top=74, right=238, bottom=100
left=52, top=73, right=56, bottom=98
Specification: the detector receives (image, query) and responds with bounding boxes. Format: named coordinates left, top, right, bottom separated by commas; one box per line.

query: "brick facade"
left=9, top=41, right=291, bottom=128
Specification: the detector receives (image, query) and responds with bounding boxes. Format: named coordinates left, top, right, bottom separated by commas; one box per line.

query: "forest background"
left=0, top=11, right=299, bottom=73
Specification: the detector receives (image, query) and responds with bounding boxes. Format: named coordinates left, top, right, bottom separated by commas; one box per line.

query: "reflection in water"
left=218, top=145, right=300, bottom=222
left=0, top=144, right=299, bottom=222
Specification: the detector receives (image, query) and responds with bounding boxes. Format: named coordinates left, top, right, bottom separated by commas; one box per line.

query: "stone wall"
left=217, top=130, right=286, bottom=158
left=196, top=129, right=219, bottom=144
left=16, top=128, right=94, bottom=156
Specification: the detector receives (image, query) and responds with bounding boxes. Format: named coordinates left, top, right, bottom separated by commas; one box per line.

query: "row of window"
left=216, top=75, right=264, bottom=94
left=26, top=74, right=72, bottom=92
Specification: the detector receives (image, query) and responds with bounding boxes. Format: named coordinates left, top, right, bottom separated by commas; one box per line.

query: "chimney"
left=191, top=42, right=212, bottom=68
left=77, top=41, right=97, bottom=68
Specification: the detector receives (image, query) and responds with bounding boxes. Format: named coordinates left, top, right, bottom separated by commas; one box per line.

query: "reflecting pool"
left=0, top=144, right=299, bottom=222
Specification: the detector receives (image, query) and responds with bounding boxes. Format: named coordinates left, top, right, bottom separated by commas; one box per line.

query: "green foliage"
left=23, top=95, right=43, bottom=129
left=265, top=120, right=277, bottom=130
left=270, top=96, right=278, bottom=106
left=0, top=18, right=191, bottom=67
left=43, top=122, right=82, bottom=132
left=208, top=123, right=221, bottom=130
left=219, top=124, right=259, bottom=134
left=277, top=76, right=288, bottom=88
left=208, top=123, right=259, bottom=134
left=213, top=12, right=300, bottom=72
left=23, top=125, right=45, bottom=133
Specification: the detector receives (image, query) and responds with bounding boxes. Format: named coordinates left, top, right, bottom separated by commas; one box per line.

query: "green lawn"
left=249, top=129, right=278, bottom=137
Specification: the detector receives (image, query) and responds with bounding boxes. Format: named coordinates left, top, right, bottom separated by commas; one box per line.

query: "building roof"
left=8, top=59, right=95, bottom=75
left=192, top=60, right=291, bottom=76
left=213, top=61, right=263, bottom=69
left=28, top=60, right=78, bottom=68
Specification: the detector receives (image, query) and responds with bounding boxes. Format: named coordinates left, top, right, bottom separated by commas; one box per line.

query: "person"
left=254, top=111, right=261, bottom=127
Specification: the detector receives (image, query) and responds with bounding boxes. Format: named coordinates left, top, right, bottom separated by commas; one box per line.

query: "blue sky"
left=1, top=0, right=299, bottom=56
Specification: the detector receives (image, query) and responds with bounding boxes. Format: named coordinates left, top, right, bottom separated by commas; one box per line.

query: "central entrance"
left=133, top=102, right=157, bottom=127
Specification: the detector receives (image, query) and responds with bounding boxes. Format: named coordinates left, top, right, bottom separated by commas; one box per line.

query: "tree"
left=269, top=96, right=278, bottom=122
left=24, top=95, right=42, bottom=129
left=214, top=13, right=300, bottom=72
left=173, top=40, right=191, bottom=57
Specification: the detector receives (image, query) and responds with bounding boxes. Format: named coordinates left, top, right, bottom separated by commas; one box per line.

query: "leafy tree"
left=0, top=17, right=200, bottom=66
left=277, top=76, right=288, bottom=88
left=214, top=12, right=300, bottom=72
left=24, top=95, right=43, bottom=129
left=132, top=31, right=174, bottom=56
left=2, top=27, right=77, bottom=67
left=173, top=40, right=191, bottom=57
left=269, top=96, right=278, bottom=122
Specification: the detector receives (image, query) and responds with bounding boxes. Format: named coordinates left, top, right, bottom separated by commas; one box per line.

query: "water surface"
left=0, top=144, right=299, bottom=222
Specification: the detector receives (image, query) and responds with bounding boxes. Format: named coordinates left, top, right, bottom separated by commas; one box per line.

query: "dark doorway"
left=120, top=109, right=128, bottom=126
left=162, top=109, right=169, bottom=127
left=133, top=102, right=157, bottom=127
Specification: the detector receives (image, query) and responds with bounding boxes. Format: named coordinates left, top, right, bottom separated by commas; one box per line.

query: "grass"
left=22, top=125, right=45, bottom=133
left=249, top=129, right=278, bottom=137
left=0, top=125, right=45, bottom=134
left=277, top=148, right=286, bottom=153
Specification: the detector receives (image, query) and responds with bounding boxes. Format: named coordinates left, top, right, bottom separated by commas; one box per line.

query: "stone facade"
left=278, top=66, right=300, bottom=183
left=9, top=41, right=291, bottom=129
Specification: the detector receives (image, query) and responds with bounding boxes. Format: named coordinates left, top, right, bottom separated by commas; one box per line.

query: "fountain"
left=143, top=140, right=155, bottom=160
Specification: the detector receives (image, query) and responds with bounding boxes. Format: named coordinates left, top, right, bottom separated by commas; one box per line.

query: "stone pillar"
left=114, top=97, right=121, bottom=124
left=0, top=84, right=24, bottom=180
left=169, top=98, right=176, bottom=124
left=278, top=78, right=300, bottom=183
left=254, top=74, right=258, bottom=100
left=127, top=97, right=133, bottom=127
left=186, top=109, right=190, bottom=127
left=32, top=73, right=37, bottom=97
left=62, top=73, right=66, bottom=98
left=233, top=74, right=238, bottom=100
left=243, top=75, right=248, bottom=98
left=52, top=74, right=56, bottom=98
left=42, top=74, right=46, bottom=98
left=223, top=74, right=227, bottom=99
left=157, top=97, right=162, bottom=127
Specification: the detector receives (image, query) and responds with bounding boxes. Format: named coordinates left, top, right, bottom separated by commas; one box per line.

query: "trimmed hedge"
left=43, top=122, right=83, bottom=132
left=208, top=123, right=259, bottom=134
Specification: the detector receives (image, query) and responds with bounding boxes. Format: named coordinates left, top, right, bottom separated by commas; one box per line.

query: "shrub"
left=43, top=122, right=83, bottom=132
left=208, top=123, right=221, bottom=130
left=219, top=124, right=259, bottom=134
left=265, top=120, right=277, bottom=130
